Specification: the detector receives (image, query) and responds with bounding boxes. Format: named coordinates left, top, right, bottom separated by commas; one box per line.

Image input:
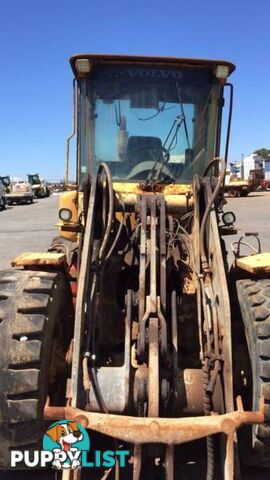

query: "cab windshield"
left=80, top=64, right=220, bottom=184
left=28, top=175, right=40, bottom=184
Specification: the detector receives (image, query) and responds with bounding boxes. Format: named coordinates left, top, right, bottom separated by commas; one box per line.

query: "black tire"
left=265, top=183, right=270, bottom=192
left=0, top=197, right=6, bottom=210
left=0, top=269, right=73, bottom=469
left=36, top=190, right=42, bottom=199
left=228, top=189, right=239, bottom=198
left=240, top=190, right=248, bottom=197
left=236, top=278, right=270, bottom=467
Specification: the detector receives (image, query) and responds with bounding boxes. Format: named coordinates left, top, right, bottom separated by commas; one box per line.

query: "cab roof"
left=70, top=53, right=235, bottom=77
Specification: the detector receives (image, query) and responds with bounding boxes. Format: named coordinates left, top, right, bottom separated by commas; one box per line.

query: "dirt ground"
left=0, top=195, right=59, bottom=270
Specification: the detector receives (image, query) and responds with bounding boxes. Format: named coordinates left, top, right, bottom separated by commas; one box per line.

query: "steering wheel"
left=126, top=143, right=173, bottom=181
left=128, top=145, right=170, bottom=164
left=126, top=159, right=175, bottom=181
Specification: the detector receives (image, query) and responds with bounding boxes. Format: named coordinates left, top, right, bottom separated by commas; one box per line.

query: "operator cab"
left=70, top=54, right=235, bottom=186
left=28, top=174, right=41, bottom=185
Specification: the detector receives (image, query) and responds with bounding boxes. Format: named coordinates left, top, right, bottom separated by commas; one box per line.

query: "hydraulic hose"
left=84, top=163, right=114, bottom=353
left=105, top=192, right=125, bottom=261
left=203, top=360, right=215, bottom=480
left=83, top=163, right=121, bottom=416
left=98, top=163, right=114, bottom=261
left=200, top=157, right=226, bottom=273
left=198, top=158, right=226, bottom=479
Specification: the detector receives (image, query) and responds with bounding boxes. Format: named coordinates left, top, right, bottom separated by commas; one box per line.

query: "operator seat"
left=126, top=136, right=163, bottom=167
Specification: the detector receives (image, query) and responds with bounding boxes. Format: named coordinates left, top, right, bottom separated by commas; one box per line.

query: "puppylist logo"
left=11, top=420, right=130, bottom=470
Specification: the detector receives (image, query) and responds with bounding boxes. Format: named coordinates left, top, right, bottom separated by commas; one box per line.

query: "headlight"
left=59, top=208, right=72, bottom=223
left=222, top=211, right=236, bottom=226
left=75, top=58, right=92, bottom=75
left=216, top=65, right=229, bottom=80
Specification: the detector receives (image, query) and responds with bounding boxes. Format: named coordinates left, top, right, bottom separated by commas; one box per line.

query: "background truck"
left=3, top=177, right=34, bottom=204
left=225, top=168, right=270, bottom=197
left=224, top=170, right=250, bottom=197
left=249, top=168, right=270, bottom=191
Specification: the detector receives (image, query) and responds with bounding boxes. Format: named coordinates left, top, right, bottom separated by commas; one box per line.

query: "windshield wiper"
left=176, top=81, right=190, bottom=150
left=146, top=115, right=183, bottom=183
left=145, top=81, right=190, bottom=185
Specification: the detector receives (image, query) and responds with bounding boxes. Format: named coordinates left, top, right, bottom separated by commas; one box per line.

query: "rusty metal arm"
left=45, top=397, right=264, bottom=480
left=44, top=397, right=264, bottom=446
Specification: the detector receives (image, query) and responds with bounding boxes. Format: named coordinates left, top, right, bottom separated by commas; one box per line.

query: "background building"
left=242, top=153, right=264, bottom=179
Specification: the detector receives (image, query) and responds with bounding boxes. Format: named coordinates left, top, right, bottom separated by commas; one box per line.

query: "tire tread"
left=0, top=269, right=73, bottom=469
left=237, top=278, right=270, bottom=465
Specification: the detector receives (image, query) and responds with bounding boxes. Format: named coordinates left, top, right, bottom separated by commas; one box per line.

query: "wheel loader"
left=1, top=54, right=270, bottom=480
left=27, top=173, right=50, bottom=198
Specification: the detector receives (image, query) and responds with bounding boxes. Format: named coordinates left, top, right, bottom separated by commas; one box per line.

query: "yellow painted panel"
left=113, top=182, right=192, bottom=196
left=59, top=190, right=78, bottom=242
left=11, top=252, right=67, bottom=267
left=236, top=253, right=270, bottom=274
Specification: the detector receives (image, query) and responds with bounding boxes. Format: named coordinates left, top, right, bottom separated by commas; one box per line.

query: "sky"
left=0, top=0, right=269, bottom=180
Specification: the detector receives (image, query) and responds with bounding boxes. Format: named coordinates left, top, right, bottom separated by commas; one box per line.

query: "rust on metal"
left=65, top=403, right=264, bottom=445
left=148, top=318, right=159, bottom=418
left=44, top=397, right=264, bottom=445
left=70, top=54, right=235, bottom=77
left=44, top=396, right=66, bottom=420
left=70, top=174, right=98, bottom=408
left=165, top=445, right=174, bottom=480
left=132, top=445, right=142, bottom=480
left=44, top=397, right=264, bottom=480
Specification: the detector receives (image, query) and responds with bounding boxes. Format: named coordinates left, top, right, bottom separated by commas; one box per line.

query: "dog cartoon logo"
left=43, top=420, right=90, bottom=470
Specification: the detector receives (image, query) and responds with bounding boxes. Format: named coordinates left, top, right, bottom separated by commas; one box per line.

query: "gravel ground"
left=0, top=195, right=59, bottom=270
left=224, top=191, right=270, bottom=266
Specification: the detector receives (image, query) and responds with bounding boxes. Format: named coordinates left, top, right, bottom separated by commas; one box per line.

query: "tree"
left=253, top=148, right=270, bottom=158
